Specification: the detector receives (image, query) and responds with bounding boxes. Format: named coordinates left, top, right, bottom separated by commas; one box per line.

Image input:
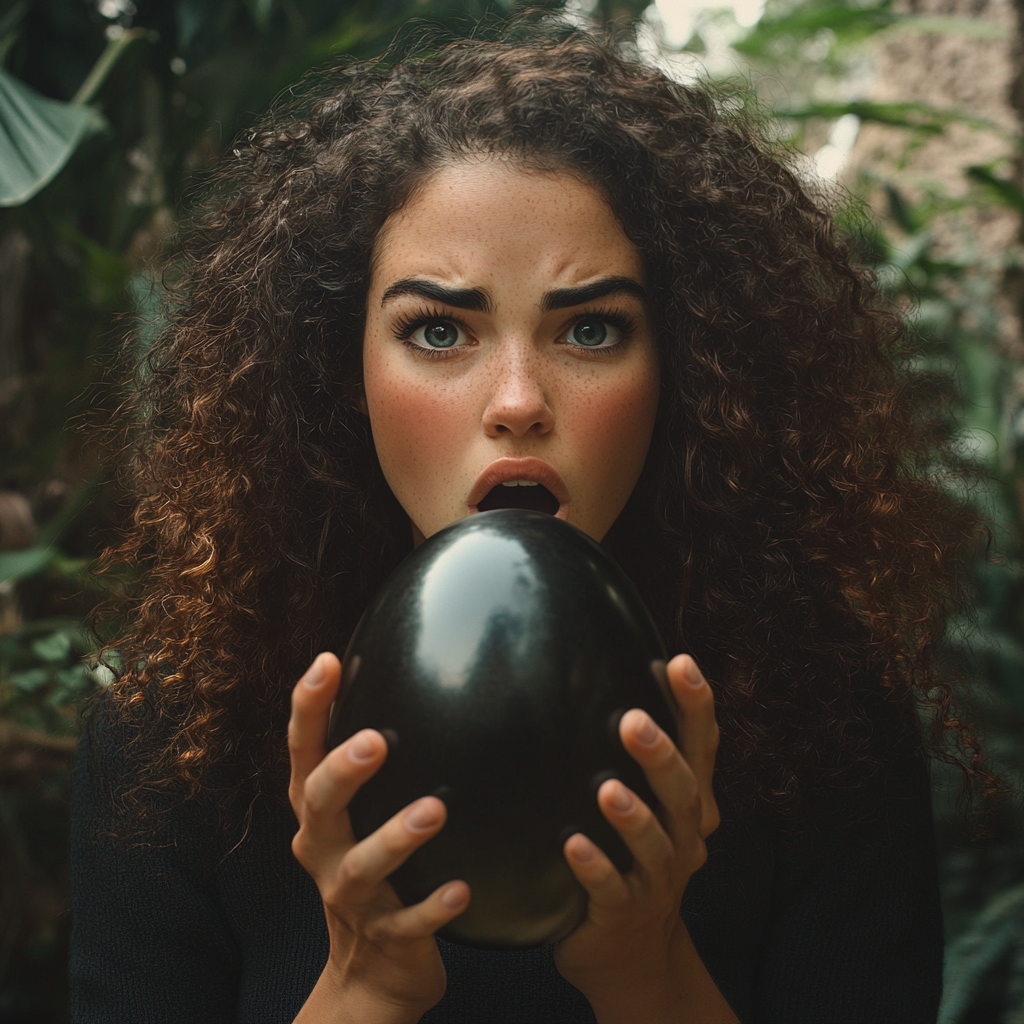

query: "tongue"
left=478, top=484, right=559, bottom=516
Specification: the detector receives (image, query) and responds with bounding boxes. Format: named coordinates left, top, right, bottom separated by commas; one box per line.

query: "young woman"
left=71, top=27, right=977, bottom=1023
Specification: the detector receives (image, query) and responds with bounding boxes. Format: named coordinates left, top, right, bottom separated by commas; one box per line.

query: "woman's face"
left=363, top=159, right=660, bottom=544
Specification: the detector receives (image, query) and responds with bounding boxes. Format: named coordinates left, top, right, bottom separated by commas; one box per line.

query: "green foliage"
left=0, top=65, right=104, bottom=207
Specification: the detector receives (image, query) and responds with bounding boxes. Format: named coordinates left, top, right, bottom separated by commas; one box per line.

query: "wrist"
left=295, top=957, right=431, bottom=1024
left=583, top=921, right=737, bottom=1024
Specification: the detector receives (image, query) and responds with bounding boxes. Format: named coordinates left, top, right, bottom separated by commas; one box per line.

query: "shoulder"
left=72, top=690, right=248, bottom=872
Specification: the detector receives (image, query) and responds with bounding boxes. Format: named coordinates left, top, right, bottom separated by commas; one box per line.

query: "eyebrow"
left=541, top=276, right=647, bottom=312
left=381, top=279, right=492, bottom=312
left=380, top=275, right=647, bottom=313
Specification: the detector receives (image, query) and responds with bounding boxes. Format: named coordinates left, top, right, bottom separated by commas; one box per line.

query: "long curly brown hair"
left=95, top=26, right=987, bottom=828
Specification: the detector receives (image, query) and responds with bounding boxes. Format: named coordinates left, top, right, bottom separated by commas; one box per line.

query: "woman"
left=72, top=27, right=978, bottom=1023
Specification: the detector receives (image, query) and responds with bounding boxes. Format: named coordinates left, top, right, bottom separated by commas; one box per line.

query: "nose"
left=481, top=346, right=554, bottom=439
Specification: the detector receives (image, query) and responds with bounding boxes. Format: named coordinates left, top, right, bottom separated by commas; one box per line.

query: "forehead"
left=369, top=159, right=645, bottom=292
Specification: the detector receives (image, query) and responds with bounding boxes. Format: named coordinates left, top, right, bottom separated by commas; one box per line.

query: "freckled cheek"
left=365, top=369, right=476, bottom=491
left=564, top=372, right=659, bottom=495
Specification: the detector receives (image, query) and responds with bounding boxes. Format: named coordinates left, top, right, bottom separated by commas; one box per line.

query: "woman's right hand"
left=289, top=652, right=470, bottom=1024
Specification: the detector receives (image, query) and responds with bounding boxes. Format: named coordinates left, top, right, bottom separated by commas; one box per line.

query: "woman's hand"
left=289, top=652, right=470, bottom=1024
left=554, top=655, right=737, bottom=1024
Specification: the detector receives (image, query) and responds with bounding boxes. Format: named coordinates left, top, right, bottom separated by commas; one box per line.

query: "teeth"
left=500, top=479, right=540, bottom=487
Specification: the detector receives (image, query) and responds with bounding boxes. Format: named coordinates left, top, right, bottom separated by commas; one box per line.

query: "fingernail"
left=635, top=713, right=658, bottom=746
left=304, top=655, right=327, bottom=689
left=610, top=785, right=634, bottom=813
left=348, top=731, right=377, bottom=763
left=440, top=883, right=466, bottom=908
left=684, top=660, right=705, bottom=688
left=406, top=800, right=442, bottom=831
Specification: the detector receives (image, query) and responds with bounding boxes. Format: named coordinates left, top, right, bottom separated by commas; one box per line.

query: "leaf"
left=734, top=2, right=897, bottom=58
left=940, top=884, right=1024, bottom=1023
left=0, top=546, right=55, bottom=585
left=247, top=0, right=275, bottom=31
left=0, top=65, right=104, bottom=207
left=54, top=222, right=129, bottom=310
left=9, top=667, right=51, bottom=693
left=780, top=100, right=998, bottom=136
left=30, top=631, right=72, bottom=665
left=966, top=165, right=1024, bottom=215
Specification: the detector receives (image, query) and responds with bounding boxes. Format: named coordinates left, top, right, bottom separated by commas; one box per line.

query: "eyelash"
left=390, top=304, right=639, bottom=358
left=568, top=306, right=638, bottom=355
left=393, top=306, right=472, bottom=359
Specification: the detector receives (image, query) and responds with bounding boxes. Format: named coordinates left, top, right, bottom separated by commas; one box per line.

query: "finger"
left=618, top=708, right=702, bottom=850
left=335, top=796, right=448, bottom=911
left=563, top=832, right=631, bottom=910
left=596, top=777, right=679, bottom=885
left=667, top=655, right=720, bottom=837
left=288, top=653, right=342, bottom=801
left=368, top=881, right=471, bottom=944
left=301, top=728, right=387, bottom=836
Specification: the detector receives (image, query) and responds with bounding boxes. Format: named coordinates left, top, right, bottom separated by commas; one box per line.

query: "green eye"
left=414, top=322, right=461, bottom=348
left=569, top=318, right=612, bottom=347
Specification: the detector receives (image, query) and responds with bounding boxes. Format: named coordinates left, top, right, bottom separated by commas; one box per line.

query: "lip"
left=468, top=457, right=570, bottom=519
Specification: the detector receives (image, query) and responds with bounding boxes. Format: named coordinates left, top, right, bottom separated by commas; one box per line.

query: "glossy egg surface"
left=328, top=509, right=675, bottom=949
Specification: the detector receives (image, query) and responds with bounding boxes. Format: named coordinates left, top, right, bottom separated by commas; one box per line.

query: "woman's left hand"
left=553, top=654, right=736, bottom=1024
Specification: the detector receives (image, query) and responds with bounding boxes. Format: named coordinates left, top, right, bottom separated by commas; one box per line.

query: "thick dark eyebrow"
left=541, top=276, right=647, bottom=312
left=381, top=279, right=492, bottom=312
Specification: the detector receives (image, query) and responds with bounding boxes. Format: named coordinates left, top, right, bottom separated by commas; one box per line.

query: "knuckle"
left=649, top=737, right=677, bottom=768
left=601, top=880, right=632, bottom=910
left=702, top=805, right=722, bottom=837
left=690, top=836, right=709, bottom=872
left=707, top=720, right=720, bottom=750
left=362, top=916, right=393, bottom=945
left=336, top=851, right=370, bottom=895
left=649, top=847, right=674, bottom=881
left=291, top=829, right=319, bottom=870
left=380, top=820, right=416, bottom=857
left=585, top=854, right=617, bottom=885
left=685, top=790, right=703, bottom=822
left=636, top=799, right=660, bottom=833
left=304, top=781, right=331, bottom=815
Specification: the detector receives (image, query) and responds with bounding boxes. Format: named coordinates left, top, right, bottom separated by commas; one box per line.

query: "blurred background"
left=1, top=0, right=1023, bottom=1019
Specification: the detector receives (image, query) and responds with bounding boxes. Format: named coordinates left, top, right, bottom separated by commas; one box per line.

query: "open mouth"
left=477, top=481, right=560, bottom=516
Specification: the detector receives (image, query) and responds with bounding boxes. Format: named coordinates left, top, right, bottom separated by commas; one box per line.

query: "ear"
left=354, top=382, right=369, bottom=416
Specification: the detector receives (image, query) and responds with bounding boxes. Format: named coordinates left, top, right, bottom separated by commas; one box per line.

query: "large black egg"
left=328, top=509, right=675, bottom=949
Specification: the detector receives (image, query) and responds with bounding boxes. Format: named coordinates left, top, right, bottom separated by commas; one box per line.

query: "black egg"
left=328, top=509, right=675, bottom=949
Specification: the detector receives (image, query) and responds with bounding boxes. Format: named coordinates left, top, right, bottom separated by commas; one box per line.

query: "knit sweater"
left=69, top=707, right=943, bottom=1024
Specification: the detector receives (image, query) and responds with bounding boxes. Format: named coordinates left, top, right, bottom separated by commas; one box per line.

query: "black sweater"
left=69, top=709, right=944, bottom=1023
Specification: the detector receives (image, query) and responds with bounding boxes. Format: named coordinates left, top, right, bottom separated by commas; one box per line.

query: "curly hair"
left=95, top=26, right=987, bottom=829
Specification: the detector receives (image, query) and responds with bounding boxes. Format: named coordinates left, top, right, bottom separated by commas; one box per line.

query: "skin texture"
left=362, top=160, right=661, bottom=544
left=289, top=162, right=736, bottom=1023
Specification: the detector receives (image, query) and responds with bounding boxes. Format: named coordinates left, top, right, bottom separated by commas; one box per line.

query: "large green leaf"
left=0, top=65, right=104, bottom=207
left=0, top=546, right=55, bottom=585
left=939, top=884, right=1024, bottom=1023
left=779, top=100, right=1000, bottom=137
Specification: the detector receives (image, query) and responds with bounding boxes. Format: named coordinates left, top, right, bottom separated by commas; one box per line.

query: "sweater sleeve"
left=69, top=710, right=243, bottom=1024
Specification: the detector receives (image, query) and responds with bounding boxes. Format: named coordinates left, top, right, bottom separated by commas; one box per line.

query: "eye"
left=566, top=317, right=622, bottom=349
left=409, top=320, right=464, bottom=349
